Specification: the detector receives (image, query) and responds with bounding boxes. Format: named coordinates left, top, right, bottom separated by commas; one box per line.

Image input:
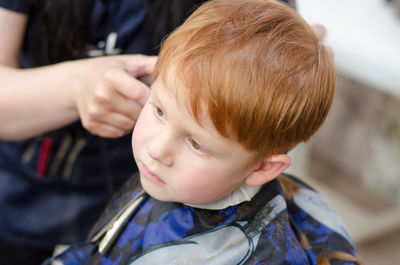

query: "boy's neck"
left=184, top=184, right=261, bottom=210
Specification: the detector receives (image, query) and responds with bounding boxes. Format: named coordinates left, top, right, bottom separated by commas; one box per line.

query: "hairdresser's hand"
left=72, top=55, right=157, bottom=138
left=311, top=24, right=334, bottom=57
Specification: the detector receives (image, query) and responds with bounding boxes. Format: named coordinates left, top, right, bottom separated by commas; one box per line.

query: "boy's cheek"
left=131, top=121, right=145, bottom=154
left=179, top=167, right=213, bottom=192
left=131, top=107, right=150, bottom=148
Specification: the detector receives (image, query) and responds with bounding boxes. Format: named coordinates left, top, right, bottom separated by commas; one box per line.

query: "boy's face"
left=132, top=78, right=258, bottom=205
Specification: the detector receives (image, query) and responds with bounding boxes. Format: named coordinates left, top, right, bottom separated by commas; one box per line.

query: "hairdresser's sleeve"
left=280, top=0, right=296, bottom=9
left=0, top=0, right=30, bottom=14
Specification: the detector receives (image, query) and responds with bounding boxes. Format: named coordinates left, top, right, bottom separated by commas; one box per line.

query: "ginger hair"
left=154, top=0, right=335, bottom=159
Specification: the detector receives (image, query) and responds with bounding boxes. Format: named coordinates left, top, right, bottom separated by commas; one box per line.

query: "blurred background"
left=286, top=0, right=400, bottom=264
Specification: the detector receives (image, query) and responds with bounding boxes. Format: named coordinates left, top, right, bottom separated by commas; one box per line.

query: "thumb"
left=311, top=24, right=327, bottom=42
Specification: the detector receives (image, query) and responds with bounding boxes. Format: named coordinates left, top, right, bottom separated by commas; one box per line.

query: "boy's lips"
left=141, top=163, right=166, bottom=184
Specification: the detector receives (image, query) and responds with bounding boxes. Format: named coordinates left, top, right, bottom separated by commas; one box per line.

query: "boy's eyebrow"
left=150, top=85, right=164, bottom=108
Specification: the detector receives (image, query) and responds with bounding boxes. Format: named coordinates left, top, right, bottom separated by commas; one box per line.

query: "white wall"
left=297, top=0, right=400, bottom=98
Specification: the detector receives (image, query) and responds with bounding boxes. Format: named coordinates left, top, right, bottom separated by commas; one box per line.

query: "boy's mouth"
left=141, top=163, right=166, bottom=185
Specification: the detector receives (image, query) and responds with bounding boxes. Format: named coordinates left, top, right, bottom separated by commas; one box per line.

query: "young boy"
left=46, top=0, right=362, bottom=264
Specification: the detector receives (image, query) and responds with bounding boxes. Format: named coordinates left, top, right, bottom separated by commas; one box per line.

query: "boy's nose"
left=146, top=135, right=174, bottom=167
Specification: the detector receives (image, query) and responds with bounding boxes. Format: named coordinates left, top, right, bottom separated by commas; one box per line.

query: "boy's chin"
left=140, top=178, right=171, bottom=202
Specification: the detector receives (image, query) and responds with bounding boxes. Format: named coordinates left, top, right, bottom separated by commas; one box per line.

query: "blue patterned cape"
left=44, top=174, right=361, bottom=265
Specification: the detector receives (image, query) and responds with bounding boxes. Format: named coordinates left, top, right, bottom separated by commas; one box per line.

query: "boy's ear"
left=245, top=154, right=291, bottom=186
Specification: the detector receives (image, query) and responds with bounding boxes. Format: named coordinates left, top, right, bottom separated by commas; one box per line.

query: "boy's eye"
left=189, top=137, right=201, bottom=150
left=155, top=106, right=165, bottom=118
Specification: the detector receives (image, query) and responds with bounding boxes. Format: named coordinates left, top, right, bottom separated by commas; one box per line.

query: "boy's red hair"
left=154, top=0, right=335, bottom=158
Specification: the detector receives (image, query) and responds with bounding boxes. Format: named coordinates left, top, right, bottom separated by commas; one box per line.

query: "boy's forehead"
left=153, top=74, right=186, bottom=105
left=156, top=64, right=186, bottom=93
left=153, top=76, right=223, bottom=135
left=154, top=70, right=199, bottom=115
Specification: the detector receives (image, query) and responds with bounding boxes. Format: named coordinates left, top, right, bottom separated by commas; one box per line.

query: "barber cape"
left=44, top=174, right=360, bottom=265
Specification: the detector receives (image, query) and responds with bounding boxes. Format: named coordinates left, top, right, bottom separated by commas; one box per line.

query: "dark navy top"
left=0, top=0, right=168, bottom=248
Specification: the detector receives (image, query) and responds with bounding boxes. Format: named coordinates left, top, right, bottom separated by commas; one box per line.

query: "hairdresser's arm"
left=0, top=8, right=156, bottom=140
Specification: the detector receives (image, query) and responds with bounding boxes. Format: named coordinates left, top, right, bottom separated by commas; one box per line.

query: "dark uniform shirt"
left=0, top=0, right=176, bottom=247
